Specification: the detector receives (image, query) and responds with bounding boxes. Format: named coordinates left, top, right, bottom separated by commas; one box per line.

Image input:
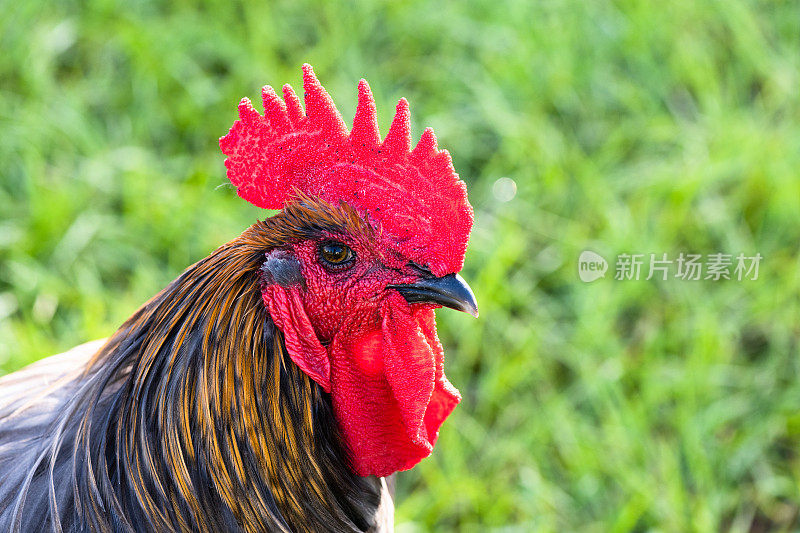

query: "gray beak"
left=390, top=273, right=479, bottom=318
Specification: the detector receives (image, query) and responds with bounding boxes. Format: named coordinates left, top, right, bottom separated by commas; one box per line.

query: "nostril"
left=407, top=261, right=434, bottom=279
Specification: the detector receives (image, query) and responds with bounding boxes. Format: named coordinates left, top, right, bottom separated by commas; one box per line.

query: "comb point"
left=283, top=84, right=304, bottom=125
left=382, top=98, right=411, bottom=155
left=302, top=65, right=347, bottom=135
left=261, top=85, right=290, bottom=133
left=351, top=79, right=380, bottom=148
left=412, top=127, right=438, bottom=160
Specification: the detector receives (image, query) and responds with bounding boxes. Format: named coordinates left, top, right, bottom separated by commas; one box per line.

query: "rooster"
left=0, top=64, right=477, bottom=533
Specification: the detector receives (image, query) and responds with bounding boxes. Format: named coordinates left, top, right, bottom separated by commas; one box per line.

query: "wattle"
left=329, top=293, right=460, bottom=477
left=262, top=286, right=460, bottom=477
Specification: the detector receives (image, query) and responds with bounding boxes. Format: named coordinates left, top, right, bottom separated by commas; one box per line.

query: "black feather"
left=0, top=199, right=393, bottom=532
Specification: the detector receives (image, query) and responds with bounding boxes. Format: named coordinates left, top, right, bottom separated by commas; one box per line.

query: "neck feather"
left=70, top=221, right=381, bottom=532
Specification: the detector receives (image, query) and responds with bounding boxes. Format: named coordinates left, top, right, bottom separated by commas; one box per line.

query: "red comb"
left=220, top=64, right=473, bottom=276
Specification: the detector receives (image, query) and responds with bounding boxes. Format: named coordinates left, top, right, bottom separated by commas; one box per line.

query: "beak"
left=390, top=273, right=479, bottom=318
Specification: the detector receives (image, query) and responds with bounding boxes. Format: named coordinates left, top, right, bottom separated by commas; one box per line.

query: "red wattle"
left=262, top=286, right=460, bottom=477
left=330, top=293, right=460, bottom=477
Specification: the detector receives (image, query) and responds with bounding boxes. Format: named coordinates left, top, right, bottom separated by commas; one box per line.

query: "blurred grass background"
left=1, top=0, right=800, bottom=531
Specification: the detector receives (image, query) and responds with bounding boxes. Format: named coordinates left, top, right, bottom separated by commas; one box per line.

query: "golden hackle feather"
left=0, top=198, right=388, bottom=532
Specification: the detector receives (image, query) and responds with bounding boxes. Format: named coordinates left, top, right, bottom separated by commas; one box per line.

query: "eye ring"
left=318, top=241, right=355, bottom=271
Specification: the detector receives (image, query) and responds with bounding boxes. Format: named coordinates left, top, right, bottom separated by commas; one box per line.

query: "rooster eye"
left=318, top=241, right=355, bottom=270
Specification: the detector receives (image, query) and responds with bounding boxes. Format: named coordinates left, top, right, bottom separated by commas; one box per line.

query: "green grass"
left=2, top=0, right=800, bottom=531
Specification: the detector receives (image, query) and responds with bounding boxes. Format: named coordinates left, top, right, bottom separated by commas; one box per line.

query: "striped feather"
left=0, top=198, right=393, bottom=532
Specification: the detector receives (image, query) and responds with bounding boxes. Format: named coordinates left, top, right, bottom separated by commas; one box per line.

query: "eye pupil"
left=324, top=244, right=346, bottom=261
left=319, top=241, right=354, bottom=269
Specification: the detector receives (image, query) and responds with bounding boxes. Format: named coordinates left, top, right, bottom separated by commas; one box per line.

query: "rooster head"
left=220, top=64, right=476, bottom=477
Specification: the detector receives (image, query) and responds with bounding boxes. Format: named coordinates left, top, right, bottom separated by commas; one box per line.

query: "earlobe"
left=261, top=256, right=331, bottom=391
